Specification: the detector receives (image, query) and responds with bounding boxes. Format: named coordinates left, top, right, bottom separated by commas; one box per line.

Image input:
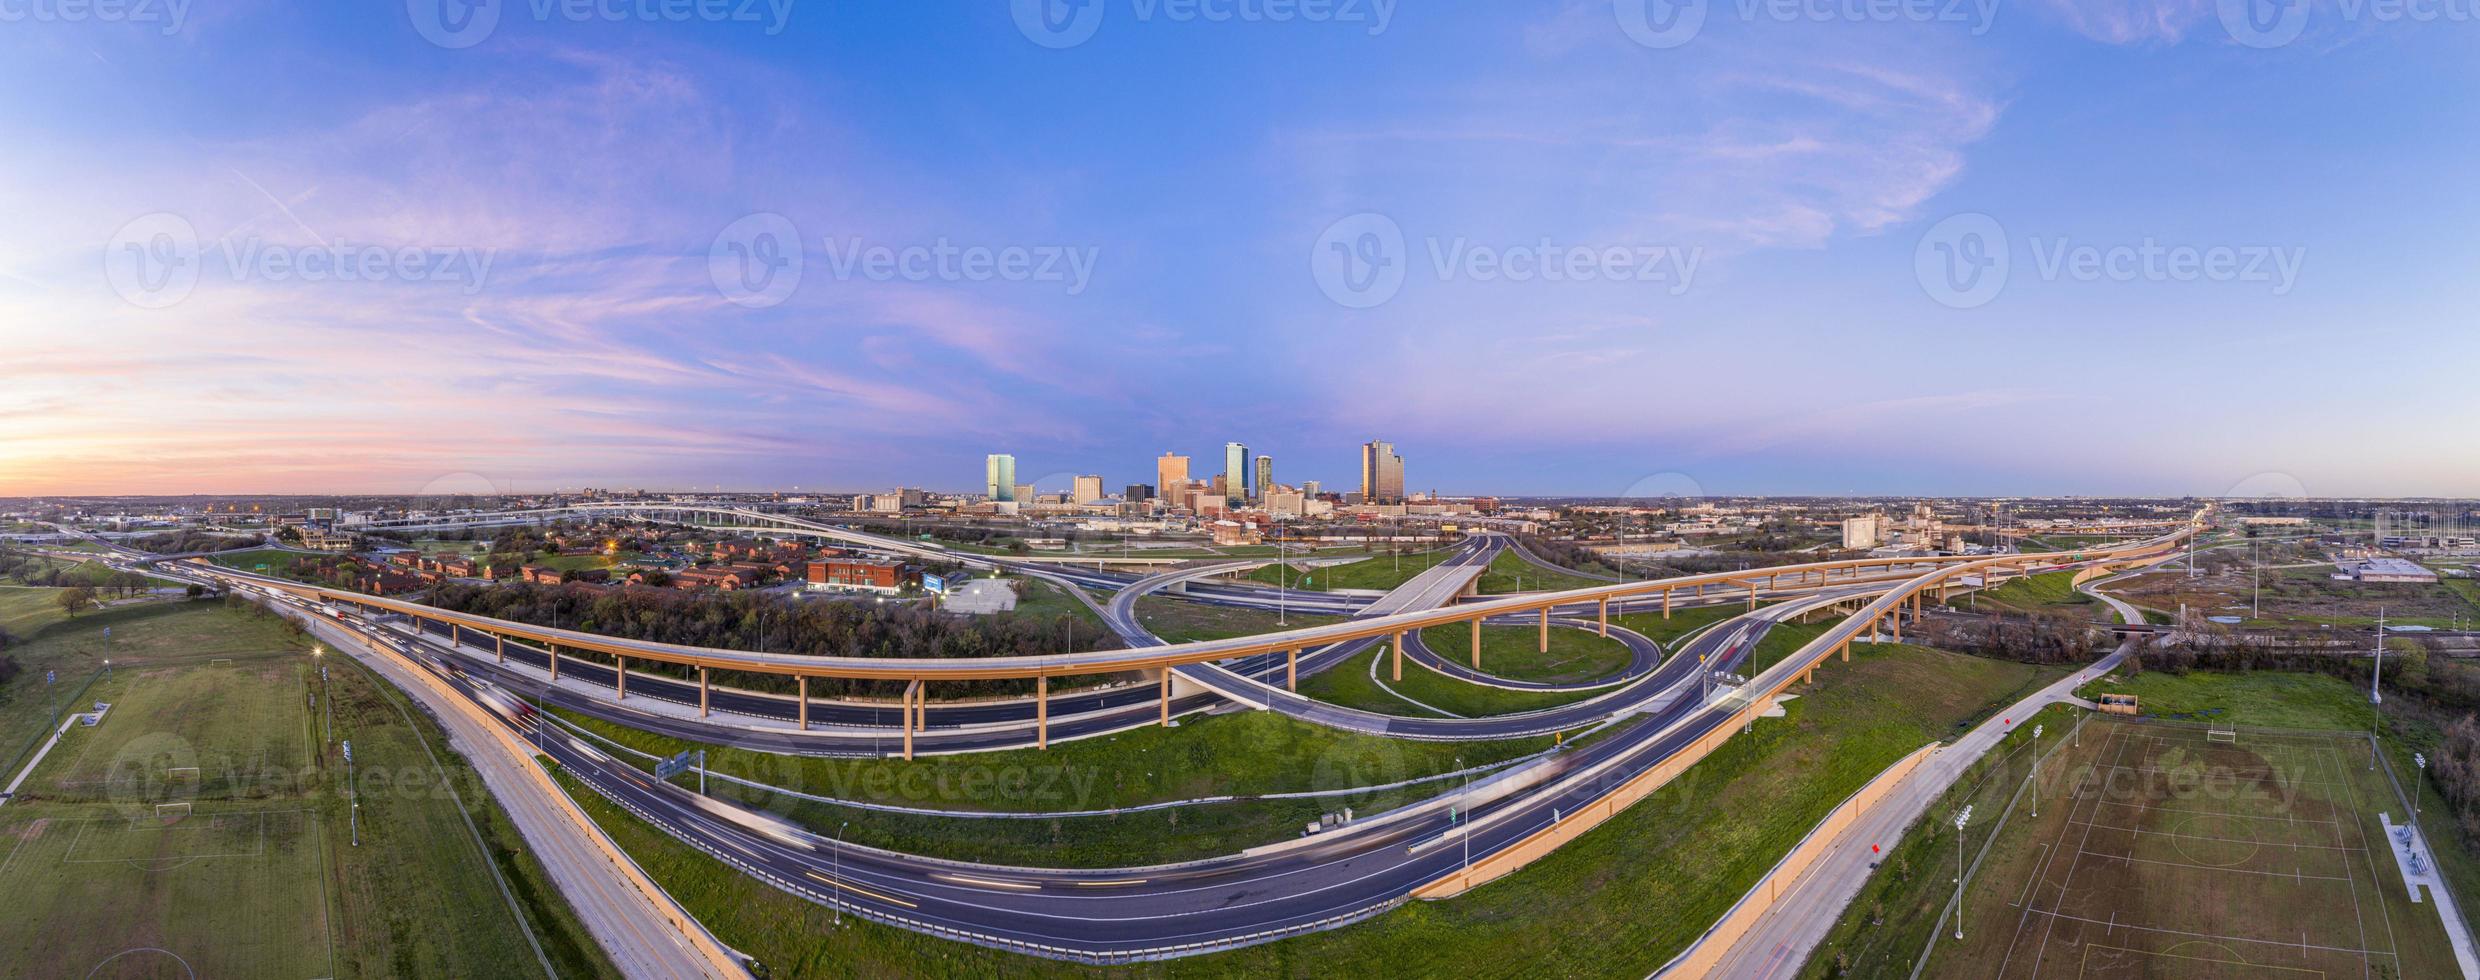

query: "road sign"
left=654, top=749, right=704, bottom=781
left=44, top=670, right=54, bottom=685
left=341, top=741, right=353, bottom=764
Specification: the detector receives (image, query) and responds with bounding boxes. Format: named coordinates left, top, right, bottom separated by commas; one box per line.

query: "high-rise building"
left=1359, top=440, right=1404, bottom=504
left=1303, top=480, right=1322, bottom=497
left=1842, top=514, right=1881, bottom=549
left=1224, top=442, right=1251, bottom=505
left=985, top=454, right=1016, bottom=501
left=1073, top=474, right=1105, bottom=503
left=1155, top=453, right=1189, bottom=500
left=1013, top=483, right=1035, bottom=504
left=1253, top=456, right=1274, bottom=502
left=1124, top=483, right=1154, bottom=503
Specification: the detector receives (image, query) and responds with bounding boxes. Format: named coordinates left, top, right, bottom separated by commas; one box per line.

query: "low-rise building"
left=805, top=559, right=918, bottom=594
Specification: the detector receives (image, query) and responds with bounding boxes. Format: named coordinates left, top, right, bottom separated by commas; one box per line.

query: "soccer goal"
left=154, top=802, right=192, bottom=818
left=208, top=658, right=234, bottom=667
left=2207, top=729, right=2239, bottom=744
left=165, top=766, right=201, bottom=778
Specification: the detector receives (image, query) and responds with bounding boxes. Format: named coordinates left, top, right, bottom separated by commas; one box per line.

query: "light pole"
left=1952, top=804, right=1974, bottom=941
left=2031, top=725, right=2043, bottom=817
left=1456, top=756, right=1471, bottom=876
left=2371, top=607, right=2386, bottom=705
left=834, top=820, right=849, bottom=926
left=2416, top=753, right=2428, bottom=822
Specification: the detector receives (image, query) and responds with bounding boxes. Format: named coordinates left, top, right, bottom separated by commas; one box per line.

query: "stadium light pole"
left=2416, top=753, right=2428, bottom=822
left=1952, top=804, right=1974, bottom=941
left=2031, top=725, right=2043, bottom=817
left=2371, top=607, right=2386, bottom=705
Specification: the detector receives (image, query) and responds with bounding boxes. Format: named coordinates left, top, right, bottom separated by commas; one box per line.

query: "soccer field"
left=0, top=808, right=334, bottom=978
left=1930, top=718, right=2463, bottom=978
left=31, top=660, right=315, bottom=805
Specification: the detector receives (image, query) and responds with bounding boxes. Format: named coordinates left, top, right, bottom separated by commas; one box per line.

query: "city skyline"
left=5, top=6, right=2477, bottom=499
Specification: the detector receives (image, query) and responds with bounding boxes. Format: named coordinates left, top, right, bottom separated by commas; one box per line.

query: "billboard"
left=922, top=573, right=948, bottom=594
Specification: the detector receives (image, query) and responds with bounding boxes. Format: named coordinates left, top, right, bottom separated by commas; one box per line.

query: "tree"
left=57, top=585, right=97, bottom=617
left=185, top=583, right=206, bottom=599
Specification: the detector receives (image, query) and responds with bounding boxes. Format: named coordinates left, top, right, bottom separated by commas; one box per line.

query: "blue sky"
left=1, top=0, right=2474, bottom=498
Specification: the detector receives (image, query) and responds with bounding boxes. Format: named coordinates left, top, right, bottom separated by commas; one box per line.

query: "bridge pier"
left=1159, top=671, right=1172, bottom=727
left=1839, top=638, right=1850, bottom=662
left=616, top=656, right=627, bottom=700
left=1598, top=598, right=1609, bottom=637
left=1538, top=608, right=1550, bottom=653
left=1747, top=580, right=1758, bottom=611
left=1037, top=675, right=1048, bottom=749
left=1392, top=632, right=1405, bottom=681
left=698, top=667, right=709, bottom=718
left=1470, top=622, right=1481, bottom=668
left=548, top=644, right=558, bottom=681
left=1287, top=649, right=1299, bottom=691
left=495, top=634, right=504, bottom=664
left=797, top=676, right=808, bottom=731
left=902, top=681, right=920, bottom=760
left=1663, top=589, right=1672, bottom=619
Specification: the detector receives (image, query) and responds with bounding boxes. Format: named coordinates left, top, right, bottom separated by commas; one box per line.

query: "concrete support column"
left=1747, top=580, right=1758, bottom=611
left=548, top=644, right=558, bottom=681
left=1891, top=610, right=1902, bottom=643
left=698, top=667, right=710, bottom=718
left=1392, top=632, right=1405, bottom=682
left=797, top=676, right=809, bottom=731
left=495, top=634, right=504, bottom=664
left=1663, top=589, right=1673, bottom=619
left=616, top=656, right=626, bottom=699
left=1159, top=670, right=1172, bottom=727
left=1538, top=608, right=1550, bottom=653
left=1470, top=621, right=1482, bottom=668
left=1287, top=649, right=1299, bottom=691
left=1838, top=639, right=1850, bottom=662
left=1598, top=598, right=1609, bottom=637
left=902, top=682, right=917, bottom=761
left=1037, top=675, right=1049, bottom=750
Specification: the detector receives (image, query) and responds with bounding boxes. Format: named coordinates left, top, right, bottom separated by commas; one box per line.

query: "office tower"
left=1013, top=483, right=1035, bottom=504
left=985, top=454, right=1016, bottom=501
left=1254, top=456, right=1274, bottom=502
left=1073, top=474, right=1104, bottom=503
left=1359, top=440, right=1405, bottom=504
left=1124, top=483, right=1154, bottom=502
left=1303, top=480, right=1322, bottom=497
left=1156, top=453, right=1189, bottom=499
left=1225, top=442, right=1250, bottom=505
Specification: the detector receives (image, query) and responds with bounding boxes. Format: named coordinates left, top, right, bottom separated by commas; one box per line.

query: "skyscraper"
left=1253, top=456, right=1274, bottom=502
left=985, top=454, right=1016, bottom=501
left=1359, top=440, right=1404, bottom=504
left=1155, top=453, right=1189, bottom=501
left=1224, top=442, right=1250, bottom=505
left=1073, top=474, right=1104, bottom=503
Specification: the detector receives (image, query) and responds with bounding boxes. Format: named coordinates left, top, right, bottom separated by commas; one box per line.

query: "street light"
left=834, top=821, right=850, bottom=926
left=1456, top=756, right=1472, bottom=875
left=1953, top=804, right=1975, bottom=940
left=2416, top=753, right=2428, bottom=821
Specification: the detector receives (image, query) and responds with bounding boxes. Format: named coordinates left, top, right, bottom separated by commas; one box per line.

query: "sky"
left=1, top=1, right=2474, bottom=499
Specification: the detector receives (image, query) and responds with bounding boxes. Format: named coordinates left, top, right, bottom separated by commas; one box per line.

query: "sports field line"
left=2074, top=844, right=2353, bottom=882
left=2024, top=728, right=2137, bottom=977
left=2093, top=761, right=2347, bottom=790
left=2064, top=817, right=2359, bottom=852
left=2022, top=905, right=2400, bottom=960
left=2316, top=740, right=2402, bottom=961
left=2075, top=942, right=2330, bottom=977
left=60, top=810, right=279, bottom=865
left=2085, top=796, right=2341, bottom=827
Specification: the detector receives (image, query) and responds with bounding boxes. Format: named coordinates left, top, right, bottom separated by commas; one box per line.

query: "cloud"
left=2034, top=0, right=2219, bottom=43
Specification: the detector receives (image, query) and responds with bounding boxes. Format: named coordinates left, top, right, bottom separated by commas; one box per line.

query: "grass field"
left=1950, top=570, right=2099, bottom=617
left=1412, top=621, right=1634, bottom=684
left=2074, top=669, right=2380, bottom=731
left=551, top=706, right=1555, bottom=867
left=207, top=548, right=326, bottom=577
left=0, top=809, right=337, bottom=978
left=1475, top=549, right=1609, bottom=594
left=1133, top=596, right=1345, bottom=643
left=1918, top=718, right=2459, bottom=978
left=1245, top=547, right=1455, bottom=592
left=0, top=600, right=609, bottom=978
left=550, top=641, right=2060, bottom=976
left=1296, top=642, right=1606, bottom=716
